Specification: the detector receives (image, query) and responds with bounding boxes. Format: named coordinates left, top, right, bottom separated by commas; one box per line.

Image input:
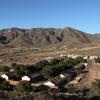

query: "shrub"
left=90, top=79, right=100, bottom=97
left=14, top=81, right=32, bottom=92
left=50, top=58, right=61, bottom=65
left=0, top=79, right=13, bottom=91
left=41, top=65, right=61, bottom=79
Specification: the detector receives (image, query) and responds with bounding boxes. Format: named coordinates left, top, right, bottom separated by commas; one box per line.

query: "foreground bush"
left=90, top=79, right=100, bottom=97
left=14, top=81, right=32, bottom=92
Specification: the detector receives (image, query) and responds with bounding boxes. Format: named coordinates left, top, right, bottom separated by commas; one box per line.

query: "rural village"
left=0, top=53, right=100, bottom=99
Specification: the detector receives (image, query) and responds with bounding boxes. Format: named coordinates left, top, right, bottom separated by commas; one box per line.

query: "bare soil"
left=0, top=45, right=100, bottom=66
left=79, top=63, right=100, bottom=87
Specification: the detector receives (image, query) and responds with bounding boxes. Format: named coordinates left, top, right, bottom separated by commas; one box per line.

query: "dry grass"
left=0, top=45, right=100, bottom=66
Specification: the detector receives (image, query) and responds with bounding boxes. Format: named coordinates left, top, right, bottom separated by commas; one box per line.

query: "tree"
left=67, top=84, right=77, bottom=94
left=14, top=64, right=26, bottom=76
left=0, top=77, right=5, bottom=83
left=59, top=58, right=77, bottom=70
left=50, top=58, right=60, bottom=65
left=90, top=79, right=100, bottom=97
left=41, top=57, right=83, bottom=79
left=75, top=56, right=84, bottom=64
left=14, top=81, right=32, bottom=92
left=11, top=63, right=17, bottom=67
left=95, top=56, right=100, bottom=63
left=36, top=60, right=50, bottom=67
left=41, top=65, right=61, bottom=79
left=0, top=66, right=10, bottom=72
left=0, top=78, right=13, bottom=91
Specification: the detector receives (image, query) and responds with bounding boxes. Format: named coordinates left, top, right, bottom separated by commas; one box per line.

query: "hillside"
left=80, top=63, right=100, bottom=87
left=0, top=27, right=96, bottom=49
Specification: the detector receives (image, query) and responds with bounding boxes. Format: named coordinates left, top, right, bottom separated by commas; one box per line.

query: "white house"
left=44, top=76, right=67, bottom=88
left=83, top=63, right=88, bottom=67
left=44, top=81, right=55, bottom=88
left=89, top=56, right=98, bottom=60
left=59, top=74, right=66, bottom=78
left=21, top=76, right=30, bottom=81
left=83, top=56, right=88, bottom=60
left=67, top=54, right=82, bottom=59
left=60, top=54, right=66, bottom=57
left=1, top=74, right=9, bottom=80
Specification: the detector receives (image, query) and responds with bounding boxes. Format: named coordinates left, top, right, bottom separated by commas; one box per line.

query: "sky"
left=0, top=0, right=100, bottom=33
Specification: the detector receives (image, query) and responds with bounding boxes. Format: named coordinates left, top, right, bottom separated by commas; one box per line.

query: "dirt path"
left=80, top=64, right=100, bottom=87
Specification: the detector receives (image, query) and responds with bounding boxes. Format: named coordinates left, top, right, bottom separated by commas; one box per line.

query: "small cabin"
left=21, top=75, right=30, bottom=81
left=60, top=70, right=77, bottom=82
left=44, top=81, right=56, bottom=88
left=44, top=76, right=68, bottom=88
left=1, top=74, right=9, bottom=80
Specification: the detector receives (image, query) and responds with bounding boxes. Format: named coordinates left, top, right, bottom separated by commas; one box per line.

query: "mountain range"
left=0, top=27, right=100, bottom=49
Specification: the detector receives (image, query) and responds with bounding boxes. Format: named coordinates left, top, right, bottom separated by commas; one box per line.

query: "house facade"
left=1, top=74, right=9, bottom=80
left=44, top=81, right=56, bottom=88
left=21, top=76, right=30, bottom=81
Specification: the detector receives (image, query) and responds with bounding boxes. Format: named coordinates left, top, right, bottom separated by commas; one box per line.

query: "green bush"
left=41, top=65, right=61, bottom=79
left=36, top=60, right=50, bottom=67
left=50, top=58, right=61, bottom=65
left=0, top=66, right=10, bottom=72
left=90, top=79, right=100, bottom=97
left=41, top=57, right=83, bottom=79
left=0, top=78, right=13, bottom=91
left=14, top=81, right=32, bottom=92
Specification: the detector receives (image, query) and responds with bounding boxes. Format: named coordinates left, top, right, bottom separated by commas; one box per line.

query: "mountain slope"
left=0, top=27, right=98, bottom=48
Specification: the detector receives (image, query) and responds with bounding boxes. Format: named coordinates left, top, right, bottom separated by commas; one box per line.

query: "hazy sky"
left=0, top=0, right=100, bottom=33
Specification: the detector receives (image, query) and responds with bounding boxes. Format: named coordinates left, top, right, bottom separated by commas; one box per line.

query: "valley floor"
left=0, top=44, right=100, bottom=66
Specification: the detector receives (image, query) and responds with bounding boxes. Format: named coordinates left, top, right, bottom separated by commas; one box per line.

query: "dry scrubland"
left=0, top=45, right=100, bottom=66
left=0, top=27, right=100, bottom=65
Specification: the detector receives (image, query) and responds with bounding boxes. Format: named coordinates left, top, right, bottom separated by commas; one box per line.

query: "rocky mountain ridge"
left=0, top=27, right=99, bottom=48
